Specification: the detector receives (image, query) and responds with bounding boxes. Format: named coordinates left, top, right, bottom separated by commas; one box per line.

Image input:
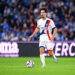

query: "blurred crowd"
left=0, top=0, right=75, bottom=41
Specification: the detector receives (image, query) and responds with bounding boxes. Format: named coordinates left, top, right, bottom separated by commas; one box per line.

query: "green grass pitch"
left=0, top=57, right=75, bottom=75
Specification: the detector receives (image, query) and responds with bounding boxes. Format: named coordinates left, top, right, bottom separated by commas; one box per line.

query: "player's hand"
left=50, top=37, right=54, bottom=42
left=28, top=35, right=33, bottom=41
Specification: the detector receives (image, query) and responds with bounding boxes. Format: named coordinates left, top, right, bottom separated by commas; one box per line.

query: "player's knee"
left=48, top=51, right=53, bottom=56
left=40, top=47, right=44, bottom=54
left=40, top=50, right=44, bottom=54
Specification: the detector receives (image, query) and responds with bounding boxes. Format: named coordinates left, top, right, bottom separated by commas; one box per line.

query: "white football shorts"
left=39, top=34, right=54, bottom=50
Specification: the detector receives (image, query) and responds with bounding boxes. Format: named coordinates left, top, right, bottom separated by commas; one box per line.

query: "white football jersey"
left=37, top=18, right=56, bottom=41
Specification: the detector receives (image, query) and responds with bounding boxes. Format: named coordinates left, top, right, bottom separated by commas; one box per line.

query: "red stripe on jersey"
left=47, top=30, right=51, bottom=40
left=46, top=20, right=51, bottom=40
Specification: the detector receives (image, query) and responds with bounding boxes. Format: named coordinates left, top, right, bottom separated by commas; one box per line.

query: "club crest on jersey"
left=45, top=24, right=48, bottom=27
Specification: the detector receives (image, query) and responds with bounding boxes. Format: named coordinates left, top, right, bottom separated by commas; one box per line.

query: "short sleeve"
left=50, top=19, right=56, bottom=29
left=37, top=20, right=40, bottom=29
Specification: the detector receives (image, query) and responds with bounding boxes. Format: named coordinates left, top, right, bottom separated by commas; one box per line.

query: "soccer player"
left=29, top=8, right=58, bottom=67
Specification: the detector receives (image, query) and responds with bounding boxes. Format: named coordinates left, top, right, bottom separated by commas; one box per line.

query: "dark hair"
left=40, top=8, right=47, bottom=13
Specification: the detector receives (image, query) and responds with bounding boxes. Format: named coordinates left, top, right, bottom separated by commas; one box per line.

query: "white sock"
left=40, top=54, right=46, bottom=66
left=53, top=52, right=58, bottom=62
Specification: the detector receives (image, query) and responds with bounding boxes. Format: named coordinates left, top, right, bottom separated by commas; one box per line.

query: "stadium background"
left=0, top=0, right=75, bottom=75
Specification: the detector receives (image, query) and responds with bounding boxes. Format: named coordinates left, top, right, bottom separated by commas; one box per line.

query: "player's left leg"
left=48, top=50, right=58, bottom=62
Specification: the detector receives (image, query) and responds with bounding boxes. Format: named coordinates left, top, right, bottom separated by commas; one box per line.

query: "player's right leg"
left=40, top=47, right=46, bottom=67
left=47, top=41, right=58, bottom=62
left=48, top=50, right=58, bottom=62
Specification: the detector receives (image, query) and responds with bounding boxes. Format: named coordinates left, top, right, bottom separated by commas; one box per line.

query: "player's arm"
left=28, top=27, right=40, bottom=40
left=51, top=27, right=57, bottom=41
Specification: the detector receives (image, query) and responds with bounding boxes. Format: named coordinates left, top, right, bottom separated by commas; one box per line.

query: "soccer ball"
left=26, top=60, right=34, bottom=68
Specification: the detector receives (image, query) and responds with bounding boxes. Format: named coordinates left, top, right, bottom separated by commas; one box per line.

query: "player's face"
left=40, top=10, right=46, bottom=18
